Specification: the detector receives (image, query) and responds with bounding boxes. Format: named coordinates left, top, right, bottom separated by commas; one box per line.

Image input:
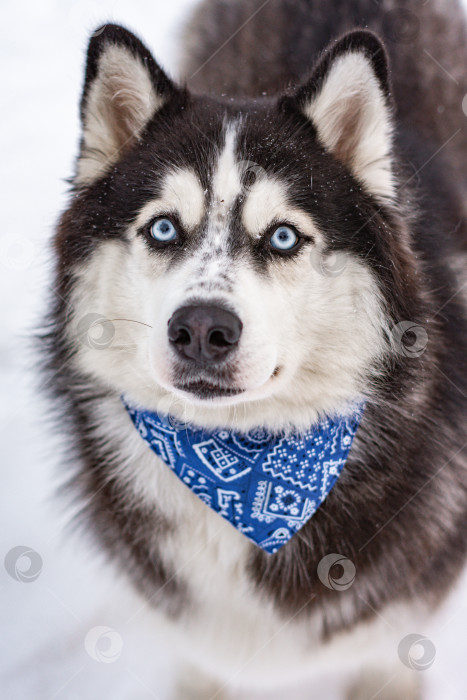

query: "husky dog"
left=45, top=0, right=467, bottom=697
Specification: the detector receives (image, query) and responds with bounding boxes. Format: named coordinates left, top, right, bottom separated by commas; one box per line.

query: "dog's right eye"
left=149, top=217, right=178, bottom=243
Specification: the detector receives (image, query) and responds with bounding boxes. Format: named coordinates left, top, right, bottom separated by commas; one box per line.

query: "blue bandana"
left=123, top=399, right=363, bottom=554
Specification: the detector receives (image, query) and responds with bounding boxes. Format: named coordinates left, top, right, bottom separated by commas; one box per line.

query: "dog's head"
left=54, top=24, right=420, bottom=431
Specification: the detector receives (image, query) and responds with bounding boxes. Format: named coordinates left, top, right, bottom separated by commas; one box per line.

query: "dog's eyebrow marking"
left=241, top=175, right=321, bottom=240
left=133, top=167, right=205, bottom=231
left=211, top=122, right=242, bottom=211
left=182, top=122, right=241, bottom=296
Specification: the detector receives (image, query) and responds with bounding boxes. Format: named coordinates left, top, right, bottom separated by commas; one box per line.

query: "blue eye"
left=270, top=225, right=299, bottom=251
left=150, top=217, right=178, bottom=242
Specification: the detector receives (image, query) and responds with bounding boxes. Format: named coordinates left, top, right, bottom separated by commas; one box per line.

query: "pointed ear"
left=292, top=30, right=395, bottom=202
left=76, top=24, right=180, bottom=186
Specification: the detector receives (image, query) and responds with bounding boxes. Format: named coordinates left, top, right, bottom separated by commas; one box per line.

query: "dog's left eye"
left=150, top=217, right=178, bottom=243
left=269, top=225, right=299, bottom=251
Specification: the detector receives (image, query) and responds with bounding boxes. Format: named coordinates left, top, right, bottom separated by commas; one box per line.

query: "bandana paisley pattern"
left=123, top=399, right=364, bottom=554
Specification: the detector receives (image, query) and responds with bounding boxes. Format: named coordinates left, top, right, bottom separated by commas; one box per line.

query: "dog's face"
left=56, top=25, right=415, bottom=431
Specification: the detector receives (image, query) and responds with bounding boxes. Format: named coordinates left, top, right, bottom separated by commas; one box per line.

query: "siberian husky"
left=44, top=0, right=467, bottom=697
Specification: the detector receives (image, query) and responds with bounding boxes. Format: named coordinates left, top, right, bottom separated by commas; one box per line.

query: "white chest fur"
left=87, top=394, right=425, bottom=689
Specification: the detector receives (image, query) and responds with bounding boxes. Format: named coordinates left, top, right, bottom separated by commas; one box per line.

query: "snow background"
left=0, top=1, right=466, bottom=698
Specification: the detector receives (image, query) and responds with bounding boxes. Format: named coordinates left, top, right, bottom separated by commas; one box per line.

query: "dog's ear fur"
left=76, top=24, right=179, bottom=185
left=289, top=30, right=395, bottom=201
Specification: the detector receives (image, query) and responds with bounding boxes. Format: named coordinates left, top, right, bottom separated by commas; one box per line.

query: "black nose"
left=168, top=304, right=242, bottom=364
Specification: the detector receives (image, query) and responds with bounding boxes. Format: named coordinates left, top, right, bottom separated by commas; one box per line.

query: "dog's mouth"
left=174, top=366, right=282, bottom=401
left=175, top=380, right=244, bottom=400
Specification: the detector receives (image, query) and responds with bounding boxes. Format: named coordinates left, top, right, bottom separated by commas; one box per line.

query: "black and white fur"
left=44, top=1, right=467, bottom=697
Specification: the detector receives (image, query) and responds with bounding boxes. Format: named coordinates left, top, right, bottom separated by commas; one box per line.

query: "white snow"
left=0, top=1, right=465, bottom=698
